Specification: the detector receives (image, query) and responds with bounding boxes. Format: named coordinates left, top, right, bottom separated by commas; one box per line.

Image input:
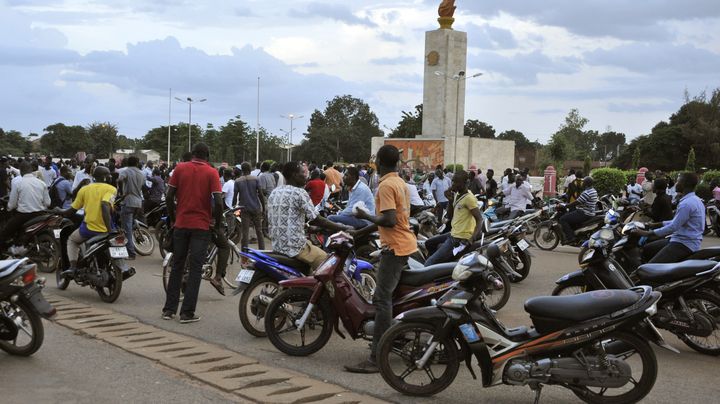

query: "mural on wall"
left=385, top=139, right=445, bottom=171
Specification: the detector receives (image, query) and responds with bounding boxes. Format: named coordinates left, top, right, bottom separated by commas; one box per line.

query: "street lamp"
left=434, top=70, right=483, bottom=172
left=281, top=114, right=303, bottom=162
left=175, top=96, right=207, bottom=152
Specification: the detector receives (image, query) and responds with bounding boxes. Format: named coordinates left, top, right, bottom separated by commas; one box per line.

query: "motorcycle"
left=1, top=197, right=65, bottom=273
left=143, top=200, right=166, bottom=228
left=233, top=243, right=376, bottom=337
left=262, top=232, right=510, bottom=357
left=533, top=206, right=615, bottom=251
left=705, top=202, right=720, bottom=237
left=376, top=245, right=671, bottom=403
left=0, top=258, right=57, bottom=356
left=553, top=225, right=720, bottom=356
left=56, top=223, right=135, bottom=303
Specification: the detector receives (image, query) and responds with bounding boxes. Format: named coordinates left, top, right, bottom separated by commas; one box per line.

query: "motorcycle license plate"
left=459, top=323, right=480, bottom=343
left=109, top=247, right=129, bottom=259
left=235, top=269, right=254, bottom=284
left=53, top=229, right=62, bottom=239
left=516, top=239, right=530, bottom=251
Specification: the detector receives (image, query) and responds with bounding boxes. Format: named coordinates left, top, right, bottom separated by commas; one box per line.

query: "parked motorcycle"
left=0, top=258, right=56, bottom=356
left=554, top=226, right=720, bottom=356
left=705, top=201, right=720, bottom=237
left=376, top=246, right=670, bottom=403
left=56, top=223, right=135, bottom=303
left=262, top=232, right=510, bottom=357
left=534, top=206, right=616, bottom=251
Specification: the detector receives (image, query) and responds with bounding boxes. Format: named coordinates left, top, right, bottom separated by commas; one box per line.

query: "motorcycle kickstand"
left=529, top=383, right=543, bottom=404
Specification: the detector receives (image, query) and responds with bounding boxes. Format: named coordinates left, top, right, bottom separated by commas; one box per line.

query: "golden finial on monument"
left=438, top=0, right=456, bottom=29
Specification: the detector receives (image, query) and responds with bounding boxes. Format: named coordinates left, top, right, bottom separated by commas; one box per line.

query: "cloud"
left=370, top=56, right=416, bottom=65
left=583, top=43, right=720, bottom=76
left=234, top=7, right=254, bottom=17
left=469, top=50, right=581, bottom=85
left=378, top=32, right=404, bottom=43
left=606, top=101, right=679, bottom=113
left=289, top=2, right=376, bottom=27
left=463, top=23, right=517, bottom=49
left=441, top=0, right=720, bottom=41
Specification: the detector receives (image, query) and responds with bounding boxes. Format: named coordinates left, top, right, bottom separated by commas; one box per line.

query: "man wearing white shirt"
left=2, top=162, right=50, bottom=245
left=563, top=169, right=576, bottom=193
left=72, top=156, right=96, bottom=192
left=502, top=175, right=533, bottom=219
left=250, top=162, right=261, bottom=176
left=41, top=157, right=57, bottom=187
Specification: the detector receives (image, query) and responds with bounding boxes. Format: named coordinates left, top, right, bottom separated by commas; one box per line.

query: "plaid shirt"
left=267, top=185, right=317, bottom=257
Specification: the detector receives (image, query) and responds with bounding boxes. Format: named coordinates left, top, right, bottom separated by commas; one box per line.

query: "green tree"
left=497, top=130, right=532, bottom=148
left=41, top=123, right=89, bottom=157
left=551, top=108, right=598, bottom=160
left=294, top=95, right=382, bottom=163
left=583, top=155, right=592, bottom=176
left=595, top=130, right=626, bottom=161
left=632, top=146, right=641, bottom=170
left=141, top=123, right=202, bottom=162
left=87, top=121, right=119, bottom=158
left=464, top=119, right=495, bottom=138
left=0, top=128, right=33, bottom=156
left=389, top=104, right=422, bottom=138
left=685, top=147, right=696, bottom=172
left=546, top=134, right=569, bottom=169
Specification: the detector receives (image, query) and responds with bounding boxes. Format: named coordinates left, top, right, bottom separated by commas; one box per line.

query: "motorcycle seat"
left=400, top=262, right=456, bottom=287
left=22, top=214, right=51, bottom=228
left=687, top=247, right=720, bottom=261
left=84, top=233, right=110, bottom=247
left=264, top=252, right=310, bottom=273
left=636, top=260, right=717, bottom=284
left=525, top=289, right=640, bottom=322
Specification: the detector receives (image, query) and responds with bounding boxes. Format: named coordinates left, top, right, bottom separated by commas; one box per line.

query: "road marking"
left=45, top=294, right=388, bottom=404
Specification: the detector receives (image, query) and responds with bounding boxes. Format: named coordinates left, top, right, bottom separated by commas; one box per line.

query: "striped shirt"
left=576, top=187, right=598, bottom=216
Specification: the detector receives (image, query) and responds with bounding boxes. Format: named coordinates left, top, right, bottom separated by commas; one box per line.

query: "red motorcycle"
left=263, top=232, right=508, bottom=356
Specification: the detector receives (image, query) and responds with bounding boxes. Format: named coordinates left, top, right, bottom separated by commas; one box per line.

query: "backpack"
left=49, top=178, right=66, bottom=208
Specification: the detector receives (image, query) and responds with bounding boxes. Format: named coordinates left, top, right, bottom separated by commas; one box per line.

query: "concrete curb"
left=45, top=294, right=389, bottom=404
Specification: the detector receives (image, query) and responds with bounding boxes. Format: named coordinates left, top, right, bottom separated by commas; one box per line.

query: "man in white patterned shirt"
left=267, top=161, right=352, bottom=270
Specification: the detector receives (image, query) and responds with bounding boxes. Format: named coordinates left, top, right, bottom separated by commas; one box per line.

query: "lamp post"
left=281, top=114, right=303, bottom=162
left=434, top=71, right=483, bottom=172
left=174, top=96, right=206, bottom=152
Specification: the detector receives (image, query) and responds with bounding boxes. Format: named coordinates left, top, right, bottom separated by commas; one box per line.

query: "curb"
left=45, top=294, right=389, bottom=404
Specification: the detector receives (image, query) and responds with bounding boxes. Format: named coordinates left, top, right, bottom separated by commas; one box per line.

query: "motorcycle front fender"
left=555, top=270, right=587, bottom=288
left=395, top=306, right=449, bottom=328
left=278, top=276, right=319, bottom=289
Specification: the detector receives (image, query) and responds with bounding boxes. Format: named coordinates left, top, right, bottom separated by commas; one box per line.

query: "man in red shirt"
left=162, top=143, right=223, bottom=323
left=305, top=169, right=326, bottom=206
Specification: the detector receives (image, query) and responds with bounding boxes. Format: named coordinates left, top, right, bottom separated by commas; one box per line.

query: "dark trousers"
left=370, top=250, right=408, bottom=362
left=2, top=211, right=44, bottom=244
left=211, top=226, right=230, bottom=277
left=559, top=210, right=592, bottom=241
left=435, top=201, right=449, bottom=222
left=424, top=233, right=468, bottom=266
left=241, top=210, right=265, bottom=249
left=163, top=228, right=211, bottom=317
left=644, top=239, right=693, bottom=263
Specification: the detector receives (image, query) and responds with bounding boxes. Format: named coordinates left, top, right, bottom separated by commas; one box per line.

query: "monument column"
left=420, top=2, right=467, bottom=140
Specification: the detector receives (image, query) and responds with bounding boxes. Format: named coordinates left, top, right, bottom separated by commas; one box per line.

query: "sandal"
left=209, top=278, right=225, bottom=296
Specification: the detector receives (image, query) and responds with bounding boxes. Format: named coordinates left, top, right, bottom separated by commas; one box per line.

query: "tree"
left=685, top=146, right=696, bottom=172
left=497, top=130, right=539, bottom=149
left=294, top=95, right=383, bottom=163
left=464, top=119, right=495, bottom=138
left=141, top=123, right=201, bottom=162
left=0, top=128, right=33, bottom=156
left=595, top=131, right=626, bottom=161
left=632, top=146, right=641, bottom=170
left=551, top=108, right=597, bottom=160
left=389, top=104, right=422, bottom=138
left=583, top=155, right=592, bottom=176
left=546, top=134, right=569, bottom=169
left=40, top=123, right=89, bottom=157
left=87, top=122, right=119, bottom=158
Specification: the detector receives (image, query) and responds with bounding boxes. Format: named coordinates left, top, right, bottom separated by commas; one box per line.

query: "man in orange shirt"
left=323, top=161, right=342, bottom=195
left=345, top=145, right=417, bottom=373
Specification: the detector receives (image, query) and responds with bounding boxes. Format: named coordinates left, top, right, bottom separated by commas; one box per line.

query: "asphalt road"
left=7, top=236, right=720, bottom=403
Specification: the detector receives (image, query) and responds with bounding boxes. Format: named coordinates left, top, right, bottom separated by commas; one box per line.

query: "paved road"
left=7, top=236, right=720, bottom=403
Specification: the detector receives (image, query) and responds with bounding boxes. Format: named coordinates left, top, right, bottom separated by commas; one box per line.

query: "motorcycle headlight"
left=581, top=248, right=595, bottom=264
left=599, top=228, right=615, bottom=241
left=452, top=253, right=477, bottom=281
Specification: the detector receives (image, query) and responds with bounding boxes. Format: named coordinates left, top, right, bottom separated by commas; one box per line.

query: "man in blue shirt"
left=328, top=166, right=375, bottom=229
left=52, top=166, right=74, bottom=209
left=637, top=172, right=705, bottom=263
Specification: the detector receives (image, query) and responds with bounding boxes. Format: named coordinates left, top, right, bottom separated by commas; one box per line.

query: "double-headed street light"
left=434, top=70, right=483, bottom=172
left=175, top=96, right=207, bottom=152
left=281, top=114, right=303, bottom=162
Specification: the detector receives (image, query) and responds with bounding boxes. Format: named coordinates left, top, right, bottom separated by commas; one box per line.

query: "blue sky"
left=1, top=0, right=718, bottom=145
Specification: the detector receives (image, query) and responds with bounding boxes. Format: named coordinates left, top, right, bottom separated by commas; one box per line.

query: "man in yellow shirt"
left=345, top=145, right=417, bottom=373
left=61, top=166, right=117, bottom=278
left=424, top=170, right=484, bottom=266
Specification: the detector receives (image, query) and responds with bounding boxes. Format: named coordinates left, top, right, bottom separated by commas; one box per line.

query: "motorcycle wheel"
left=155, top=222, right=168, bottom=259
left=485, top=268, right=511, bottom=311
left=0, top=299, right=45, bottom=356
left=572, top=331, right=657, bottom=404
left=133, top=228, right=155, bottom=256
left=510, top=247, right=531, bottom=282
left=56, top=266, right=70, bottom=290
left=679, top=291, right=720, bottom=356
left=264, top=288, right=333, bottom=356
left=534, top=224, right=560, bottom=251
left=29, top=232, right=60, bottom=273
left=552, top=284, right=587, bottom=296
left=96, top=262, right=123, bottom=303
left=238, top=277, right=279, bottom=337
left=377, top=321, right=459, bottom=397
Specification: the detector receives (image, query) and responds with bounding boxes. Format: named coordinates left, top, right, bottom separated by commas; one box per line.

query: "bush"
left=622, top=170, right=637, bottom=185
left=590, top=168, right=627, bottom=196
left=445, top=164, right=464, bottom=172
left=703, top=170, right=720, bottom=186
left=696, top=182, right=712, bottom=200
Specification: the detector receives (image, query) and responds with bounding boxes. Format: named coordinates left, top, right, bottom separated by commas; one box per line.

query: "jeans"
left=211, top=226, right=230, bottom=277
left=327, top=214, right=371, bottom=229
left=241, top=210, right=265, bottom=249
left=559, top=210, right=592, bottom=241
left=644, top=239, right=693, bottom=263
left=424, top=233, right=468, bottom=266
left=163, top=228, right=211, bottom=317
left=120, top=205, right=138, bottom=257
left=370, top=250, right=408, bottom=362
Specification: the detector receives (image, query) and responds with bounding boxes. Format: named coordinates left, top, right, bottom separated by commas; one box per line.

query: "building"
left=113, top=149, right=161, bottom=163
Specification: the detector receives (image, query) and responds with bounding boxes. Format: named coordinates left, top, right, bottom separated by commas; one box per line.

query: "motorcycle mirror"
left=485, top=243, right=500, bottom=259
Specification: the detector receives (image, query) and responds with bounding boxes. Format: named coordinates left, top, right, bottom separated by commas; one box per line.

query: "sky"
left=1, top=0, right=719, bottom=146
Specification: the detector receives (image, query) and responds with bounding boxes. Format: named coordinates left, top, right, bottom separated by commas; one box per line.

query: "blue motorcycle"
left=233, top=243, right=375, bottom=337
